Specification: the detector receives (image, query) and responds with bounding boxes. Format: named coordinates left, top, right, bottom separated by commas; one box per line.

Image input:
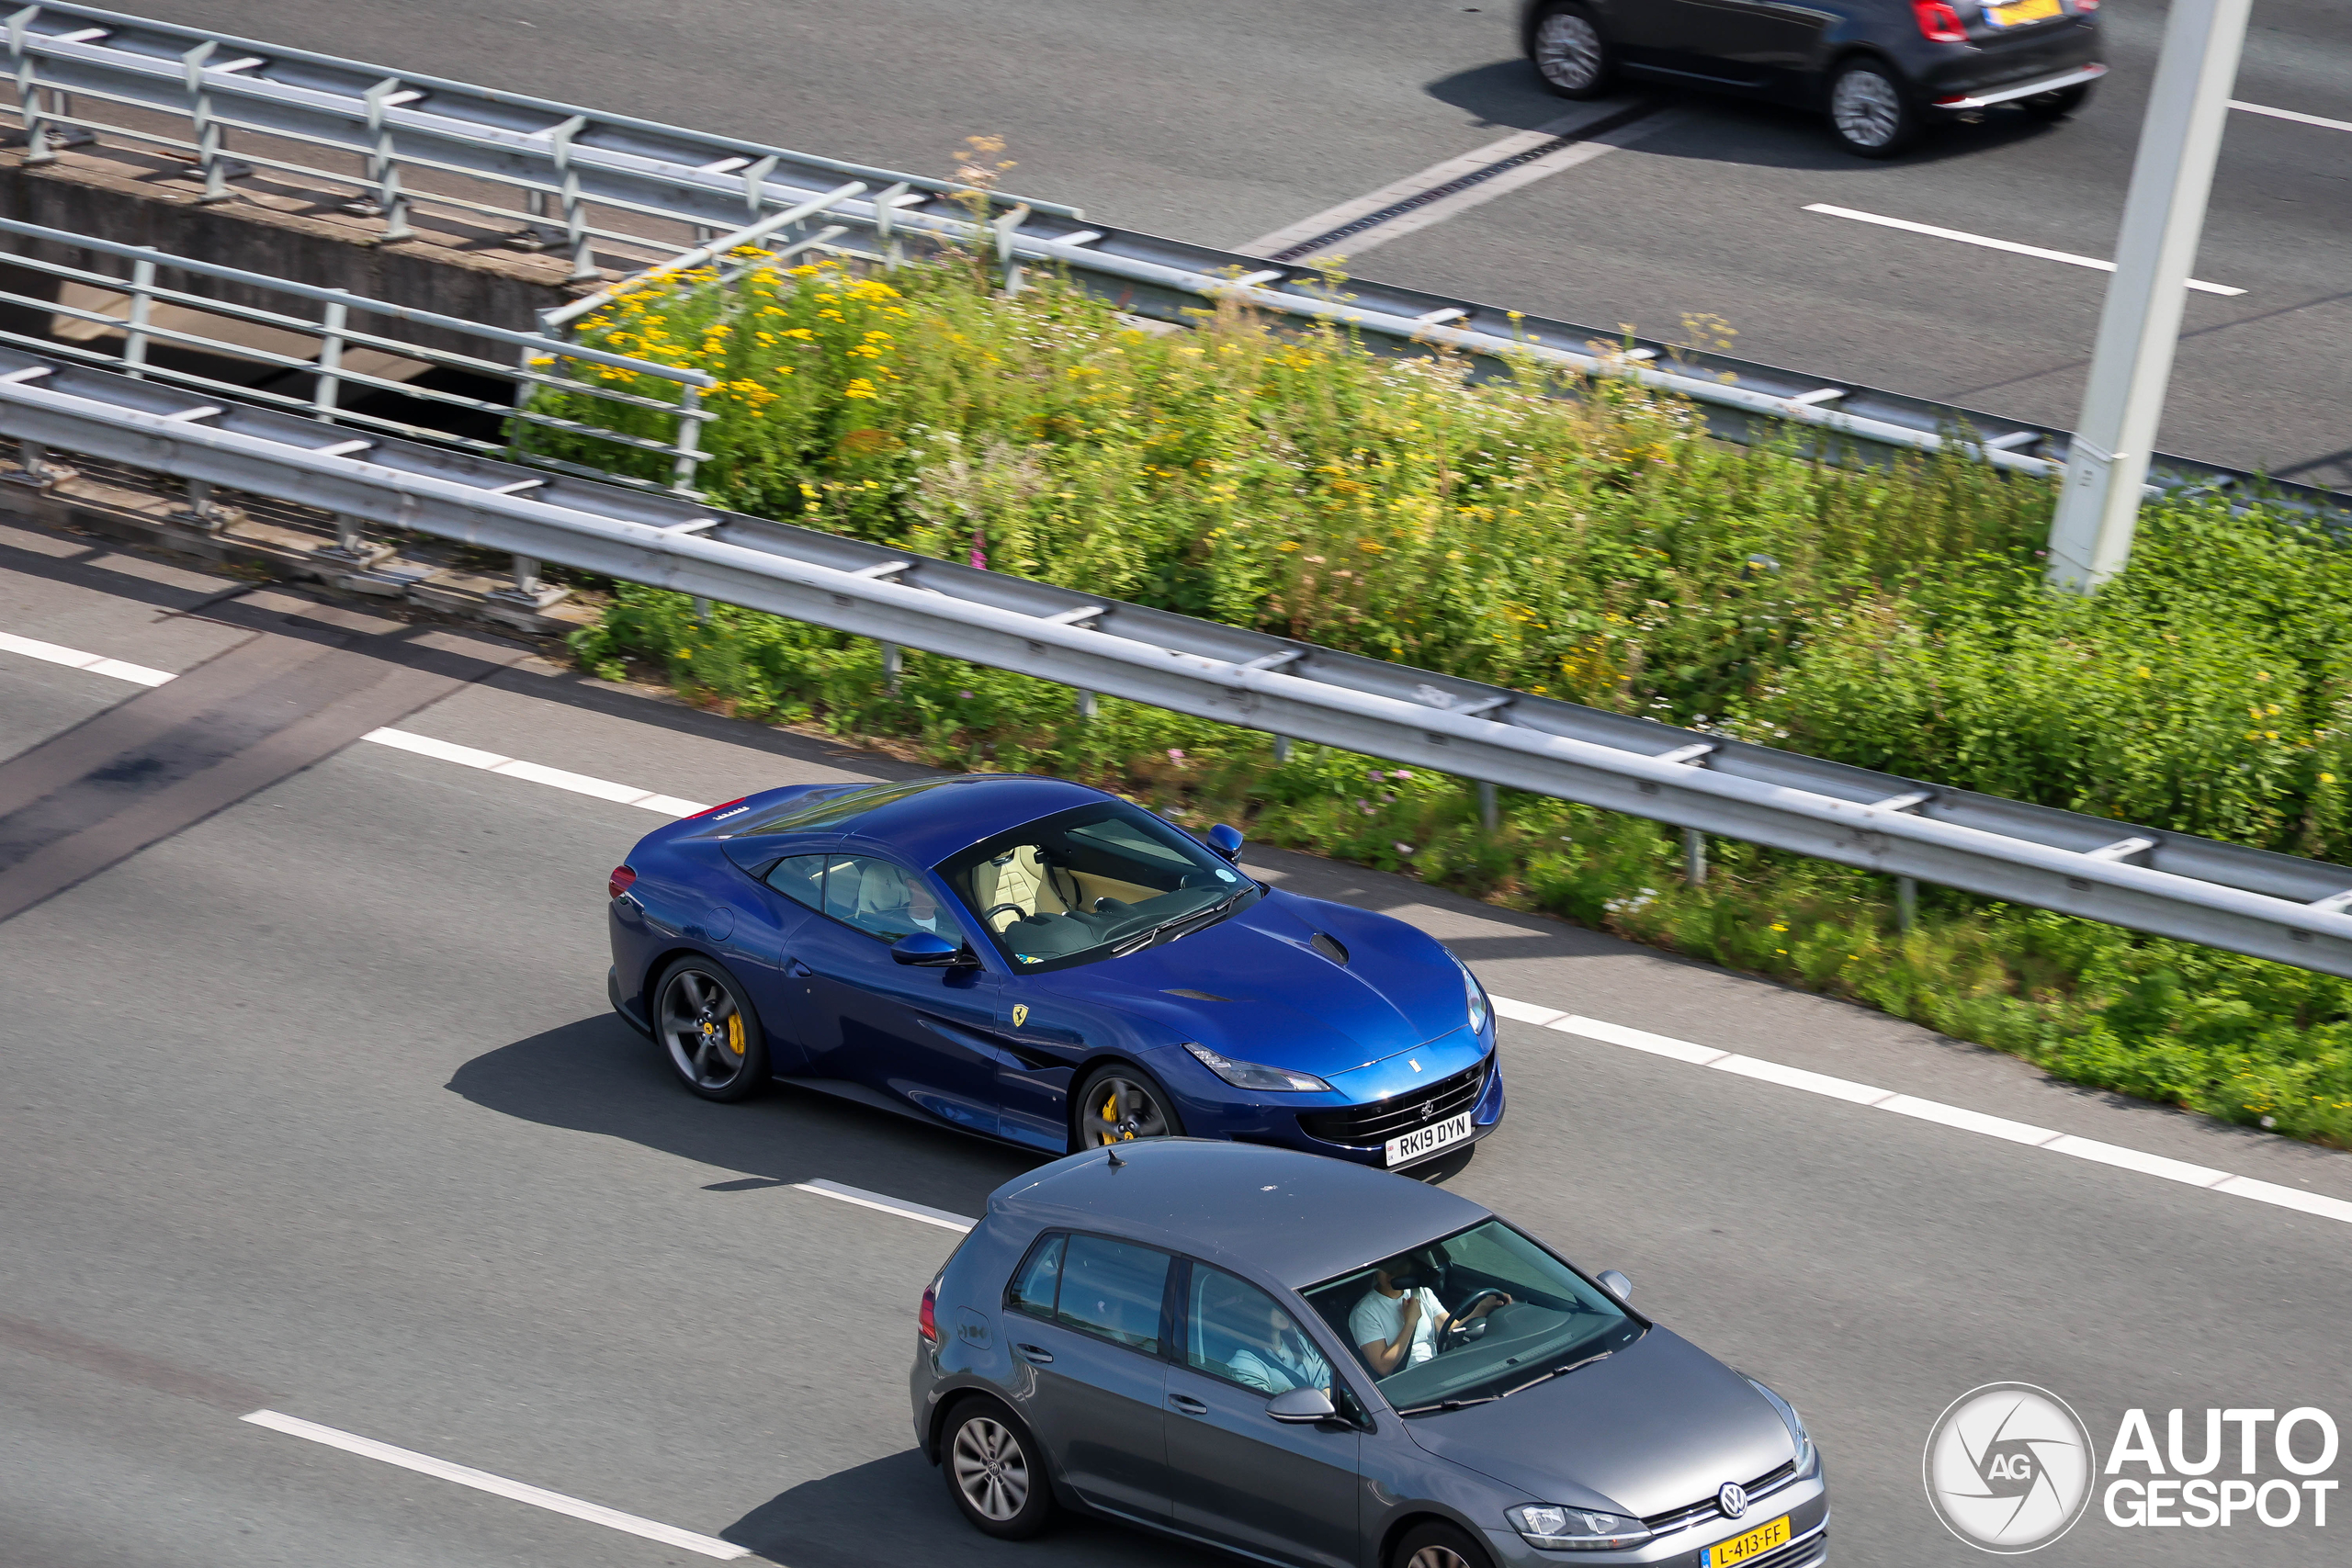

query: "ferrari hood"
left=1038, top=890, right=1471, bottom=1078
left=1400, top=1329, right=1795, bottom=1519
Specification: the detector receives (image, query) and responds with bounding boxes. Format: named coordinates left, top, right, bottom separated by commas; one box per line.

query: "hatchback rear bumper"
left=1932, top=60, right=2106, bottom=110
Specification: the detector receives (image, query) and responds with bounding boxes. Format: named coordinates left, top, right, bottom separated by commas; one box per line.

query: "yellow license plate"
left=1705, top=1514, right=1792, bottom=1567
left=1987, top=0, right=2063, bottom=26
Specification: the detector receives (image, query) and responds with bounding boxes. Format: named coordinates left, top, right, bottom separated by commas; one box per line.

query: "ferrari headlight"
left=1747, top=1376, right=1819, bottom=1478
left=1506, top=1505, right=1652, bottom=1551
left=1182, top=1043, right=1330, bottom=1093
left=1456, top=953, right=1490, bottom=1034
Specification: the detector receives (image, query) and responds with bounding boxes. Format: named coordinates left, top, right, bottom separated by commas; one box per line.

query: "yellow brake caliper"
left=1102, top=1090, right=1136, bottom=1140
left=726, top=1013, right=745, bottom=1056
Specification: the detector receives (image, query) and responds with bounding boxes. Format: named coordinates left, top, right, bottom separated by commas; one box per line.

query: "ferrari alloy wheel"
left=1394, top=1521, right=1496, bottom=1568
left=1074, top=1064, right=1182, bottom=1151
left=1531, top=4, right=1611, bottom=99
left=655, top=957, right=769, bottom=1101
left=943, top=1400, right=1053, bottom=1539
left=1827, top=60, right=1918, bottom=157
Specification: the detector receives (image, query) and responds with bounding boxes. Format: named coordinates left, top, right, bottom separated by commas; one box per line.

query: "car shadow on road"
left=1422, top=59, right=2077, bottom=169
left=720, top=1451, right=1205, bottom=1568
left=446, top=1014, right=1041, bottom=1219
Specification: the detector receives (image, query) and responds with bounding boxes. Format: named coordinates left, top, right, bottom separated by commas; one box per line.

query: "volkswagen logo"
left=1923, top=1382, right=2096, bottom=1553
left=1718, top=1482, right=1747, bottom=1519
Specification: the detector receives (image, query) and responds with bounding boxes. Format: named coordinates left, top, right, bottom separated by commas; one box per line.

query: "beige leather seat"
left=970, top=845, right=1069, bottom=931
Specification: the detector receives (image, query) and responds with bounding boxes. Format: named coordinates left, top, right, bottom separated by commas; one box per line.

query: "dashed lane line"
left=10, top=631, right=2352, bottom=1228
left=1802, top=204, right=2246, bottom=297
left=1488, top=998, right=2352, bottom=1225
left=239, top=1409, right=751, bottom=1559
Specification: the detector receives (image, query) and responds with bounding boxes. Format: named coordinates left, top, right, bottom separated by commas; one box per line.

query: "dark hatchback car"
left=913, top=1141, right=1826, bottom=1568
left=1520, top=0, right=2105, bottom=155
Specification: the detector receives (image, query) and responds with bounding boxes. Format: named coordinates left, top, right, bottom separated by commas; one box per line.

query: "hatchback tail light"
left=686, top=796, right=748, bottom=820
left=1913, top=0, right=1967, bottom=39
left=609, top=864, right=637, bottom=900
left=919, top=1280, right=940, bottom=1346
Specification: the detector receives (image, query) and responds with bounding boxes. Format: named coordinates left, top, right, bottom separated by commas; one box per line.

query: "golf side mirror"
left=1206, top=823, right=1245, bottom=861
left=1266, top=1385, right=1338, bottom=1425
left=1599, top=1269, right=1634, bottom=1302
left=890, top=931, right=963, bottom=967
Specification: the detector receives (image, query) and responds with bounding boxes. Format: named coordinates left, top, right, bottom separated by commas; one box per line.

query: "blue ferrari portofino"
left=607, top=775, right=1505, bottom=1167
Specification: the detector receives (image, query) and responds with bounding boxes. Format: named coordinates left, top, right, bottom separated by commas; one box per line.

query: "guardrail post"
left=874, top=181, right=909, bottom=271
left=313, top=298, right=347, bottom=421
left=1273, top=736, right=1292, bottom=763
left=546, top=116, right=599, bottom=283
left=121, top=254, right=155, bottom=378
left=881, top=640, right=901, bottom=694
left=356, top=79, right=413, bottom=243
left=1478, top=781, right=1498, bottom=834
left=1076, top=688, right=1097, bottom=719
left=670, top=378, right=705, bottom=493
left=692, top=595, right=713, bottom=622
left=175, top=478, right=243, bottom=535
left=992, top=204, right=1032, bottom=296
left=1896, top=875, right=1917, bottom=933
left=9, top=10, right=56, bottom=167
left=1682, top=827, right=1706, bottom=886
left=5, top=437, right=77, bottom=488
left=181, top=40, right=246, bottom=204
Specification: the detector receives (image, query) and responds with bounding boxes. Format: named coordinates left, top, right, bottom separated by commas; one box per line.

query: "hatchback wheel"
left=654, top=956, right=769, bottom=1101
left=1393, top=1520, right=1497, bottom=1568
left=944, top=1399, right=1053, bottom=1539
left=1530, top=3, right=1613, bottom=99
left=1827, top=58, right=1919, bottom=157
left=1074, top=1063, right=1183, bottom=1151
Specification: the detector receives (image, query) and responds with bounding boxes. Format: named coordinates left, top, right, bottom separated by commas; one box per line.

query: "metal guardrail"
left=4, top=3, right=2341, bottom=517
left=0, top=213, right=713, bottom=504
left=6, top=345, right=2351, bottom=978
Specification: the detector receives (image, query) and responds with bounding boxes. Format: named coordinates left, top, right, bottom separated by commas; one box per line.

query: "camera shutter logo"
left=1923, top=1383, right=2097, bottom=1553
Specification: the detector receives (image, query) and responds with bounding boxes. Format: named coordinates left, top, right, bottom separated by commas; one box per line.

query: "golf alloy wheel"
left=942, top=1402, right=1052, bottom=1539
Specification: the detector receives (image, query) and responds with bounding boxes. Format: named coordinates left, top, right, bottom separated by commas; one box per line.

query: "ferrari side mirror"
left=1206, top=823, right=1245, bottom=861
left=890, top=931, right=962, bottom=966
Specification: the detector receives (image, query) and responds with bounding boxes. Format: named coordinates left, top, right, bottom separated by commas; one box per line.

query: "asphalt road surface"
left=6, top=527, right=2352, bottom=1566
left=142, top=0, right=2352, bottom=488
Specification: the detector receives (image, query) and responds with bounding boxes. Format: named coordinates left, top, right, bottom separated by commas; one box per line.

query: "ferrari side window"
left=763, top=855, right=827, bottom=910
left=823, top=856, right=969, bottom=946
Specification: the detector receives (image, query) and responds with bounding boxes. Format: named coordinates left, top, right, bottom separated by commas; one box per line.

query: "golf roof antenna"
left=1103, top=1145, right=1126, bottom=1168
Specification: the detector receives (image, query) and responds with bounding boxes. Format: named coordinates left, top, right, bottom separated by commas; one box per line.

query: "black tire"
left=652, top=955, right=770, bottom=1102
left=1391, top=1519, right=1497, bottom=1568
left=1528, top=2, right=1614, bottom=100
left=1826, top=57, right=1921, bottom=157
left=942, top=1398, right=1055, bottom=1540
left=1072, top=1062, right=1185, bottom=1152
left=2020, top=82, right=2094, bottom=121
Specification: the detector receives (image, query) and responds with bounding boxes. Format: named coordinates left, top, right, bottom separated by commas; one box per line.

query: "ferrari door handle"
left=1015, top=1344, right=1055, bottom=1365
left=1169, top=1394, right=1209, bottom=1415
left=786, top=959, right=813, bottom=977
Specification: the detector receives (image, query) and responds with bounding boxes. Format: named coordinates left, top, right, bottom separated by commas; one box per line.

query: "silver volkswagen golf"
left=910, top=1140, right=1827, bottom=1568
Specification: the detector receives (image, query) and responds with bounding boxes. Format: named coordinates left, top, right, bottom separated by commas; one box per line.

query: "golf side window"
left=1185, top=1264, right=1334, bottom=1398
left=1007, top=1233, right=1066, bottom=1319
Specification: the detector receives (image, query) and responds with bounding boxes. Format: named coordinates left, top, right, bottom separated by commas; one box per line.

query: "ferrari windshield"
left=1301, top=1220, right=1644, bottom=1414
left=939, top=802, right=1256, bottom=973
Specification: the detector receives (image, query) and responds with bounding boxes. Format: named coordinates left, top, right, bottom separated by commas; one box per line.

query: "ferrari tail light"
left=1913, top=0, right=1967, bottom=39
left=686, top=796, right=748, bottom=820
left=609, top=864, right=637, bottom=900
left=919, top=1279, right=940, bottom=1346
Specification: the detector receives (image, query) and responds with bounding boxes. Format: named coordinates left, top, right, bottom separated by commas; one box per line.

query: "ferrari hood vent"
left=1308, top=931, right=1349, bottom=965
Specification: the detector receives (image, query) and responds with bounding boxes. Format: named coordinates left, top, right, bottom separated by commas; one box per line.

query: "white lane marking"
left=794, top=1178, right=976, bottom=1233
left=2232, top=99, right=2352, bottom=135
left=1506, top=1002, right=2352, bottom=1224
left=14, top=629, right=2352, bottom=1227
left=240, top=1409, right=750, bottom=1559
left=0, top=629, right=175, bottom=686
left=1803, top=204, right=2245, bottom=297
left=1238, top=107, right=1682, bottom=261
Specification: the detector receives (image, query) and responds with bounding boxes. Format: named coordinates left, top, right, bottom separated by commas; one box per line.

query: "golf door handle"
left=1169, top=1394, right=1209, bottom=1415
left=1016, top=1343, right=1055, bottom=1365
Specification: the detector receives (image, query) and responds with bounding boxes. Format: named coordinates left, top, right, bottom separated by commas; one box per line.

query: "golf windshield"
left=939, top=801, right=1258, bottom=973
left=1302, top=1221, right=1645, bottom=1413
